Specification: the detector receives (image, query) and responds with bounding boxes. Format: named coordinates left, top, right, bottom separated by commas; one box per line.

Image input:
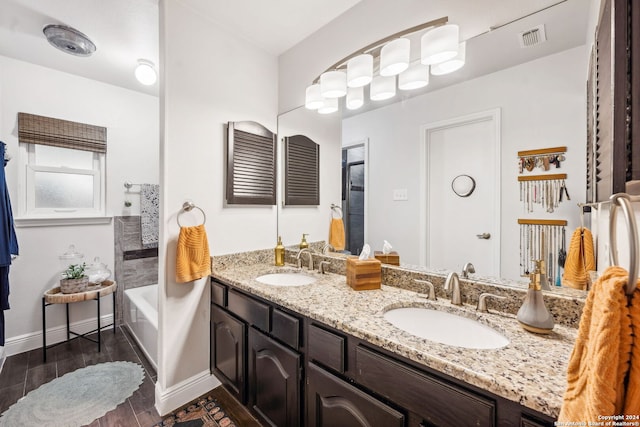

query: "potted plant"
left=60, top=263, right=89, bottom=294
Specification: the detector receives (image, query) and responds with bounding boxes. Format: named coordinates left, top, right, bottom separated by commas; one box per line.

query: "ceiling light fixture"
left=43, top=24, right=96, bottom=57
left=304, top=16, right=466, bottom=114
left=135, top=59, right=157, bottom=85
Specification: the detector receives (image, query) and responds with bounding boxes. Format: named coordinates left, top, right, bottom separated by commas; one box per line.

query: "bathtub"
left=124, top=284, right=158, bottom=370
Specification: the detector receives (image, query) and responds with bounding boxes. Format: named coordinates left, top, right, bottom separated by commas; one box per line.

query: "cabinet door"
left=211, top=304, right=246, bottom=403
left=248, top=327, right=301, bottom=427
left=307, top=363, right=404, bottom=427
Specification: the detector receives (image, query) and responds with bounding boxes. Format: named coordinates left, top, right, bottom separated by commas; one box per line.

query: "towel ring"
left=609, top=193, right=639, bottom=295
left=330, top=203, right=343, bottom=219
left=177, top=201, right=206, bottom=227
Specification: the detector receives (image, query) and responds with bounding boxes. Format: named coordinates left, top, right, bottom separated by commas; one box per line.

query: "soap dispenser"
left=517, top=260, right=555, bottom=334
left=275, top=236, right=285, bottom=266
left=299, top=234, right=309, bottom=250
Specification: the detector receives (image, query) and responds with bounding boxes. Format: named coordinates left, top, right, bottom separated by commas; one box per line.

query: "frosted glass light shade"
left=421, top=24, right=459, bottom=65
left=318, top=97, right=338, bottom=114
left=380, top=38, right=410, bottom=76
left=398, top=63, right=429, bottom=90
left=346, top=86, right=364, bottom=110
left=370, top=75, right=396, bottom=101
left=320, top=70, right=347, bottom=98
left=347, top=54, right=373, bottom=87
left=431, top=42, right=466, bottom=75
left=305, top=84, right=324, bottom=109
left=135, top=60, right=157, bottom=85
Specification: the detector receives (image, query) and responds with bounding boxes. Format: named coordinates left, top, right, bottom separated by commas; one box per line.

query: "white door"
left=423, top=110, right=500, bottom=276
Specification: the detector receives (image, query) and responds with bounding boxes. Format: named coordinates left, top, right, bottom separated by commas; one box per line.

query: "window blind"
left=18, top=112, right=107, bottom=153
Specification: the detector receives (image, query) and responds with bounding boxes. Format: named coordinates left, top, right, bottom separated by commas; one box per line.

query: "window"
left=16, top=113, right=107, bottom=224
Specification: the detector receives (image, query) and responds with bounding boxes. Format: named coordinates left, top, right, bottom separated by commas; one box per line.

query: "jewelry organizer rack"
left=518, top=146, right=567, bottom=173
left=519, top=173, right=569, bottom=213
left=518, top=219, right=568, bottom=281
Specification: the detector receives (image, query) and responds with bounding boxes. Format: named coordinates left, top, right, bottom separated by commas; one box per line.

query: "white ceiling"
left=0, top=0, right=588, bottom=98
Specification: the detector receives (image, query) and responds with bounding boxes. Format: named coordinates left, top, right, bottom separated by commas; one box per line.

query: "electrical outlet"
left=393, top=189, right=408, bottom=201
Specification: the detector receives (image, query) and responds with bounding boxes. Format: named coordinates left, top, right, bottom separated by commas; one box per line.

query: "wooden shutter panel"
left=18, top=112, right=107, bottom=153
left=226, top=121, right=276, bottom=205
left=285, top=135, right=319, bottom=206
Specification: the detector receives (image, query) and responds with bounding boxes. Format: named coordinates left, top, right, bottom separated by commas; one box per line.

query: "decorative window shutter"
left=226, top=121, right=277, bottom=205
left=18, top=112, right=107, bottom=153
left=284, top=135, right=319, bottom=206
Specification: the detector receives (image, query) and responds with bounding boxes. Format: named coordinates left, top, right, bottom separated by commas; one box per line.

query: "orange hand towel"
left=558, top=266, right=635, bottom=422
left=176, top=224, right=211, bottom=283
left=624, top=284, right=640, bottom=415
left=562, top=227, right=596, bottom=290
left=329, top=218, right=345, bottom=251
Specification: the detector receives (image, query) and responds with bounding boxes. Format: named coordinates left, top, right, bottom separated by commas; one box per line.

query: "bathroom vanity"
left=209, top=258, right=578, bottom=427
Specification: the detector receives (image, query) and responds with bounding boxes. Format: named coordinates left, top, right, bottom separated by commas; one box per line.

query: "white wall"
left=343, top=46, right=587, bottom=281
left=158, top=0, right=278, bottom=413
left=0, top=55, right=159, bottom=355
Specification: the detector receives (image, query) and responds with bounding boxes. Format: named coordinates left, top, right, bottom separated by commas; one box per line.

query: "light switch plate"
left=393, top=189, right=408, bottom=201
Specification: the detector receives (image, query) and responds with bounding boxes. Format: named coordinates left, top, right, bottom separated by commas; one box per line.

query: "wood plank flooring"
left=0, top=326, right=262, bottom=427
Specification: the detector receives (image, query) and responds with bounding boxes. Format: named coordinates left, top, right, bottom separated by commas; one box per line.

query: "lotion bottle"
left=275, top=236, right=285, bottom=266
left=517, top=260, right=555, bottom=334
left=299, top=233, right=309, bottom=250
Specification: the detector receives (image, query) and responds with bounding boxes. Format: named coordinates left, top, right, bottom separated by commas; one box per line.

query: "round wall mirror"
left=451, top=174, right=476, bottom=197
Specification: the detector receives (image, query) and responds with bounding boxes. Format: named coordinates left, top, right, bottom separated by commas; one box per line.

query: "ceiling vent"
left=43, top=24, right=96, bottom=57
left=518, top=24, right=547, bottom=48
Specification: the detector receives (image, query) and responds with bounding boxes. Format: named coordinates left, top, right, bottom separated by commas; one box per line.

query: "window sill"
left=15, top=216, right=113, bottom=228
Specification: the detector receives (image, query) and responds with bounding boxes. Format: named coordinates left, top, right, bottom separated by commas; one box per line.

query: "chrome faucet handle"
left=414, top=279, right=436, bottom=300
left=476, top=293, right=507, bottom=313
left=322, top=244, right=335, bottom=254
left=319, top=261, right=330, bottom=274
left=461, top=262, right=475, bottom=278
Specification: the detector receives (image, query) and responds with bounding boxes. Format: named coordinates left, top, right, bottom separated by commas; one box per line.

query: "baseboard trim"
left=4, top=314, right=114, bottom=357
left=155, top=370, right=222, bottom=416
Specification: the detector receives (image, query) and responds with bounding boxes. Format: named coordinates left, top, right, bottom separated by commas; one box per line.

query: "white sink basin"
left=383, top=307, right=509, bottom=350
left=255, top=272, right=316, bottom=286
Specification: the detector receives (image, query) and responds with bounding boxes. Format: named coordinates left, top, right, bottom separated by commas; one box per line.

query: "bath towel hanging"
left=0, top=141, right=18, bottom=347
left=329, top=204, right=345, bottom=251
left=140, top=184, right=159, bottom=249
left=562, top=227, right=595, bottom=290
left=175, top=203, right=210, bottom=283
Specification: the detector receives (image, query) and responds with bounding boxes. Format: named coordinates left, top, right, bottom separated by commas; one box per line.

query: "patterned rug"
left=154, top=395, right=237, bottom=427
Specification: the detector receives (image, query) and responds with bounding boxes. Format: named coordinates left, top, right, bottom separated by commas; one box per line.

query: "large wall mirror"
left=277, top=0, right=591, bottom=286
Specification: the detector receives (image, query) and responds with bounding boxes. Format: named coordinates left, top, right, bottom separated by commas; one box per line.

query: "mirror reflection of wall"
left=342, top=144, right=366, bottom=255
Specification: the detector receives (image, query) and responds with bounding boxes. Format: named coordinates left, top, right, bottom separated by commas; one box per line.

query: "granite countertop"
left=212, top=263, right=576, bottom=419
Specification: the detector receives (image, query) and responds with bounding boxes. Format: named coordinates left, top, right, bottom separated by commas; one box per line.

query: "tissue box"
left=346, top=257, right=381, bottom=290
left=374, top=251, right=400, bottom=266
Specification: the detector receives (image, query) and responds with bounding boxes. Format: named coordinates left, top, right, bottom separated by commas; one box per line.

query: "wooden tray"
left=44, top=280, right=117, bottom=304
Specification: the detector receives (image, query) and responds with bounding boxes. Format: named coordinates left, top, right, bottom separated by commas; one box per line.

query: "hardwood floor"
left=0, top=326, right=263, bottom=426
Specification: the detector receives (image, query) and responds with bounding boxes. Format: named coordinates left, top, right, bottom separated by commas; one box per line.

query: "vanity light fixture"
left=135, top=59, right=157, bottom=85
left=304, top=16, right=466, bottom=114
left=431, top=41, right=466, bottom=75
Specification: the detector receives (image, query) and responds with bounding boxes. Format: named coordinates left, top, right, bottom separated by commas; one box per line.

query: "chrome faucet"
left=461, top=262, right=475, bottom=278
left=444, top=272, right=462, bottom=305
left=476, top=293, right=507, bottom=313
left=296, top=248, right=314, bottom=270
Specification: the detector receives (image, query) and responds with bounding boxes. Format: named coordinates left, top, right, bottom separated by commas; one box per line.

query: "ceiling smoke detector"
left=518, top=24, right=547, bottom=48
left=43, top=24, right=96, bottom=57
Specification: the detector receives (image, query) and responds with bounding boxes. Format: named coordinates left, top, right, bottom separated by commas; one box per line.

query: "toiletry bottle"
left=275, top=236, right=285, bottom=266
left=299, top=233, right=309, bottom=250
left=517, top=260, right=555, bottom=334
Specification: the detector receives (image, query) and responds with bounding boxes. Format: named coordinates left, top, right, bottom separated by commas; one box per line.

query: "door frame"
left=342, top=138, right=369, bottom=248
left=418, top=108, right=501, bottom=275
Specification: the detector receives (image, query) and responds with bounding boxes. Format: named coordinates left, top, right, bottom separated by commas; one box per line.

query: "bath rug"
left=154, top=395, right=237, bottom=427
left=0, top=361, right=144, bottom=427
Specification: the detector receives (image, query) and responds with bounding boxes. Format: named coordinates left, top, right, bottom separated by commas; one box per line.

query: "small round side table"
left=42, top=280, right=117, bottom=362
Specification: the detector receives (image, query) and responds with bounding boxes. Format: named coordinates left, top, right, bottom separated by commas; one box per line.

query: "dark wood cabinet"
left=211, top=304, right=246, bottom=403
left=248, top=327, right=301, bottom=427
left=307, top=362, right=404, bottom=427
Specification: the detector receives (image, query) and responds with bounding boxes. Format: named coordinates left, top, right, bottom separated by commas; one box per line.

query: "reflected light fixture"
left=305, top=84, right=324, bottom=109
left=421, top=24, right=459, bottom=65
left=431, top=41, right=466, bottom=75
left=320, top=70, right=347, bottom=98
left=370, top=75, right=396, bottom=101
left=346, top=86, right=364, bottom=110
left=135, top=59, right=157, bottom=85
left=399, top=62, right=429, bottom=90
left=380, top=38, right=410, bottom=76
left=347, top=54, right=373, bottom=87
left=318, top=97, right=339, bottom=114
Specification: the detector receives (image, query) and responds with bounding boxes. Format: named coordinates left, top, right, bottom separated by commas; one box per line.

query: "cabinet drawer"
left=271, top=308, right=300, bottom=349
left=355, top=346, right=495, bottom=427
left=227, top=289, right=270, bottom=331
left=211, top=281, right=227, bottom=306
left=308, top=324, right=345, bottom=373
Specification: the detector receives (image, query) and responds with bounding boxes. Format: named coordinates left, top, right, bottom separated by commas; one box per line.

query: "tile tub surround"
left=211, top=262, right=576, bottom=418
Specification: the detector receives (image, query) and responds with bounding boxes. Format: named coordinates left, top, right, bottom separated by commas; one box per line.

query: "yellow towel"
left=562, top=227, right=596, bottom=290
left=329, top=218, right=345, bottom=251
left=175, top=224, right=211, bottom=283
left=624, top=286, right=640, bottom=414
left=558, top=266, right=636, bottom=422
